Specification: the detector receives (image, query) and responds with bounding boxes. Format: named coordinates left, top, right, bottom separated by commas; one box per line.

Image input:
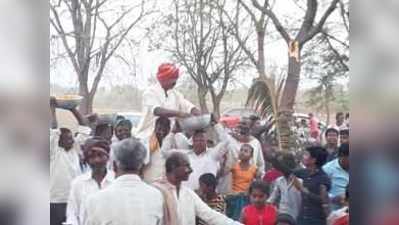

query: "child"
left=240, top=181, right=277, bottom=225
left=268, top=152, right=302, bottom=222
left=225, top=144, right=257, bottom=220
left=196, top=173, right=226, bottom=225
left=231, top=144, right=258, bottom=193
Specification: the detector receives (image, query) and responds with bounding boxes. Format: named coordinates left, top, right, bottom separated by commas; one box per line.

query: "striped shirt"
left=196, top=194, right=226, bottom=225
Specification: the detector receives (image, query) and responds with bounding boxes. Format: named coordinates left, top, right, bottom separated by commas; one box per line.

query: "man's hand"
left=177, top=111, right=191, bottom=118
left=292, top=176, right=304, bottom=192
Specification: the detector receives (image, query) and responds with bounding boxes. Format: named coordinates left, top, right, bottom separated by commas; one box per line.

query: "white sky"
left=50, top=0, right=348, bottom=91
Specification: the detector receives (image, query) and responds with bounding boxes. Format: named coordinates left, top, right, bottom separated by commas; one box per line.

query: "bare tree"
left=50, top=0, right=155, bottom=114
left=240, top=0, right=341, bottom=151
left=165, top=0, right=248, bottom=116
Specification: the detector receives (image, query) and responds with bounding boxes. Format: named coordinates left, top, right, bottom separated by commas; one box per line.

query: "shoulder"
left=141, top=182, right=164, bottom=200
left=71, top=173, right=91, bottom=186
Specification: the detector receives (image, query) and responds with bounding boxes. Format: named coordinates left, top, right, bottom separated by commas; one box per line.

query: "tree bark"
left=278, top=54, right=302, bottom=151
left=197, top=86, right=209, bottom=113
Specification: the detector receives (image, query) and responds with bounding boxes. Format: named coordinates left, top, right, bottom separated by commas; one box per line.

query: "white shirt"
left=135, top=82, right=196, bottom=140
left=81, top=174, right=164, bottom=225
left=159, top=182, right=242, bottom=225
left=50, top=128, right=82, bottom=203
left=161, top=124, right=231, bottom=190
left=268, top=176, right=302, bottom=219
left=66, top=170, right=115, bottom=225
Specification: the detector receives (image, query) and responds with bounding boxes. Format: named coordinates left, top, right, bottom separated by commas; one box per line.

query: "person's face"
left=337, top=114, right=345, bottom=125
left=115, top=125, right=131, bottom=141
left=250, top=188, right=268, bottom=208
left=193, top=132, right=207, bottom=154
left=175, top=157, right=192, bottom=181
left=199, top=181, right=213, bottom=195
left=301, top=120, right=307, bottom=127
left=238, top=119, right=251, bottom=135
left=86, top=147, right=109, bottom=171
left=340, top=156, right=349, bottom=170
left=155, top=122, right=170, bottom=141
left=302, top=151, right=315, bottom=168
left=160, top=78, right=178, bottom=91
left=60, top=131, right=74, bottom=150
left=239, top=145, right=253, bottom=161
left=326, top=131, right=338, bottom=146
left=340, top=134, right=349, bottom=144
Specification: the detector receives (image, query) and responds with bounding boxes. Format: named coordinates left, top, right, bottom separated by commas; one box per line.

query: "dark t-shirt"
left=299, top=169, right=332, bottom=221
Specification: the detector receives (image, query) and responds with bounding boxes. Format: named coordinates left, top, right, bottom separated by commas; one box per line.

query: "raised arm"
left=154, top=107, right=191, bottom=118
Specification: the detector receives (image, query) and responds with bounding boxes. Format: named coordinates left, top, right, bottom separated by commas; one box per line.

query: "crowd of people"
left=50, top=63, right=350, bottom=225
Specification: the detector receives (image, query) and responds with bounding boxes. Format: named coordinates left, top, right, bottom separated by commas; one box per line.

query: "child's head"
left=199, top=173, right=217, bottom=195
left=239, top=143, right=254, bottom=162
left=248, top=181, right=270, bottom=208
left=59, top=127, right=74, bottom=150
left=276, top=213, right=296, bottom=225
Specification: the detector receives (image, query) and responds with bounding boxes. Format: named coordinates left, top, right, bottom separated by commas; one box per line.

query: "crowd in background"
left=50, top=63, right=349, bottom=225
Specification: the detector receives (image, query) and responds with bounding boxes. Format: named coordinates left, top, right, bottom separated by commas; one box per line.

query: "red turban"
left=157, top=63, right=179, bottom=83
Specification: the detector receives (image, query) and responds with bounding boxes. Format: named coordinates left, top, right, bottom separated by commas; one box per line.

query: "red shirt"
left=242, top=204, right=277, bottom=225
left=263, top=168, right=283, bottom=184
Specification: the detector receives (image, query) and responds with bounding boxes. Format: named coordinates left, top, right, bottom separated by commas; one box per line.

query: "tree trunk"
left=197, top=86, right=209, bottom=113
left=279, top=54, right=301, bottom=151
left=78, top=82, right=92, bottom=115
left=210, top=95, right=221, bottom=119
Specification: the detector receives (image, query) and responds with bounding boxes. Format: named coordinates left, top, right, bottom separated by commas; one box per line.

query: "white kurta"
left=156, top=180, right=243, bottom=225
left=135, top=82, right=196, bottom=141
left=161, top=124, right=234, bottom=191
left=50, top=128, right=82, bottom=203
left=81, top=174, right=164, bottom=225
left=66, top=170, right=114, bottom=225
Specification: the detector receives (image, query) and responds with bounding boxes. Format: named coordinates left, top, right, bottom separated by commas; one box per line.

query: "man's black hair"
left=165, top=152, right=185, bottom=173
left=306, top=146, right=328, bottom=168
left=325, top=127, right=339, bottom=137
left=199, top=173, right=217, bottom=190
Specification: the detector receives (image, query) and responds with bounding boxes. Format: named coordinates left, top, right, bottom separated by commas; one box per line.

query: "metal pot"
left=179, top=114, right=212, bottom=132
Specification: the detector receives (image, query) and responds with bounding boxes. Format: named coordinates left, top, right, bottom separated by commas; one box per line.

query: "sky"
left=50, top=0, right=349, bottom=91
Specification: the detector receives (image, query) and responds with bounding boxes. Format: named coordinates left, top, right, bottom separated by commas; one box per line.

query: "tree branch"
left=251, top=0, right=291, bottom=43
left=301, top=0, right=340, bottom=44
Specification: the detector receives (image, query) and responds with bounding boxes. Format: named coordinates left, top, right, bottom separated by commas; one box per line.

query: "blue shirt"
left=322, top=158, right=349, bottom=198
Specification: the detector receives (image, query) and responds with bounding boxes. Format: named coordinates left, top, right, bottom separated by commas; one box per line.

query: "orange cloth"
left=157, top=63, right=179, bottom=82
left=231, top=163, right=257, bottom=193
left=149, top=133, right=160, bottom=154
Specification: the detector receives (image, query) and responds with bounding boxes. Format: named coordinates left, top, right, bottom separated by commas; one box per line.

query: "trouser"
left=50, top=203, right=67, bottom=225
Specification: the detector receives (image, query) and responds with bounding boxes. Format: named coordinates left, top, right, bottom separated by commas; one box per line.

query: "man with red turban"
left=135, top=63, right=200, bottom=167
